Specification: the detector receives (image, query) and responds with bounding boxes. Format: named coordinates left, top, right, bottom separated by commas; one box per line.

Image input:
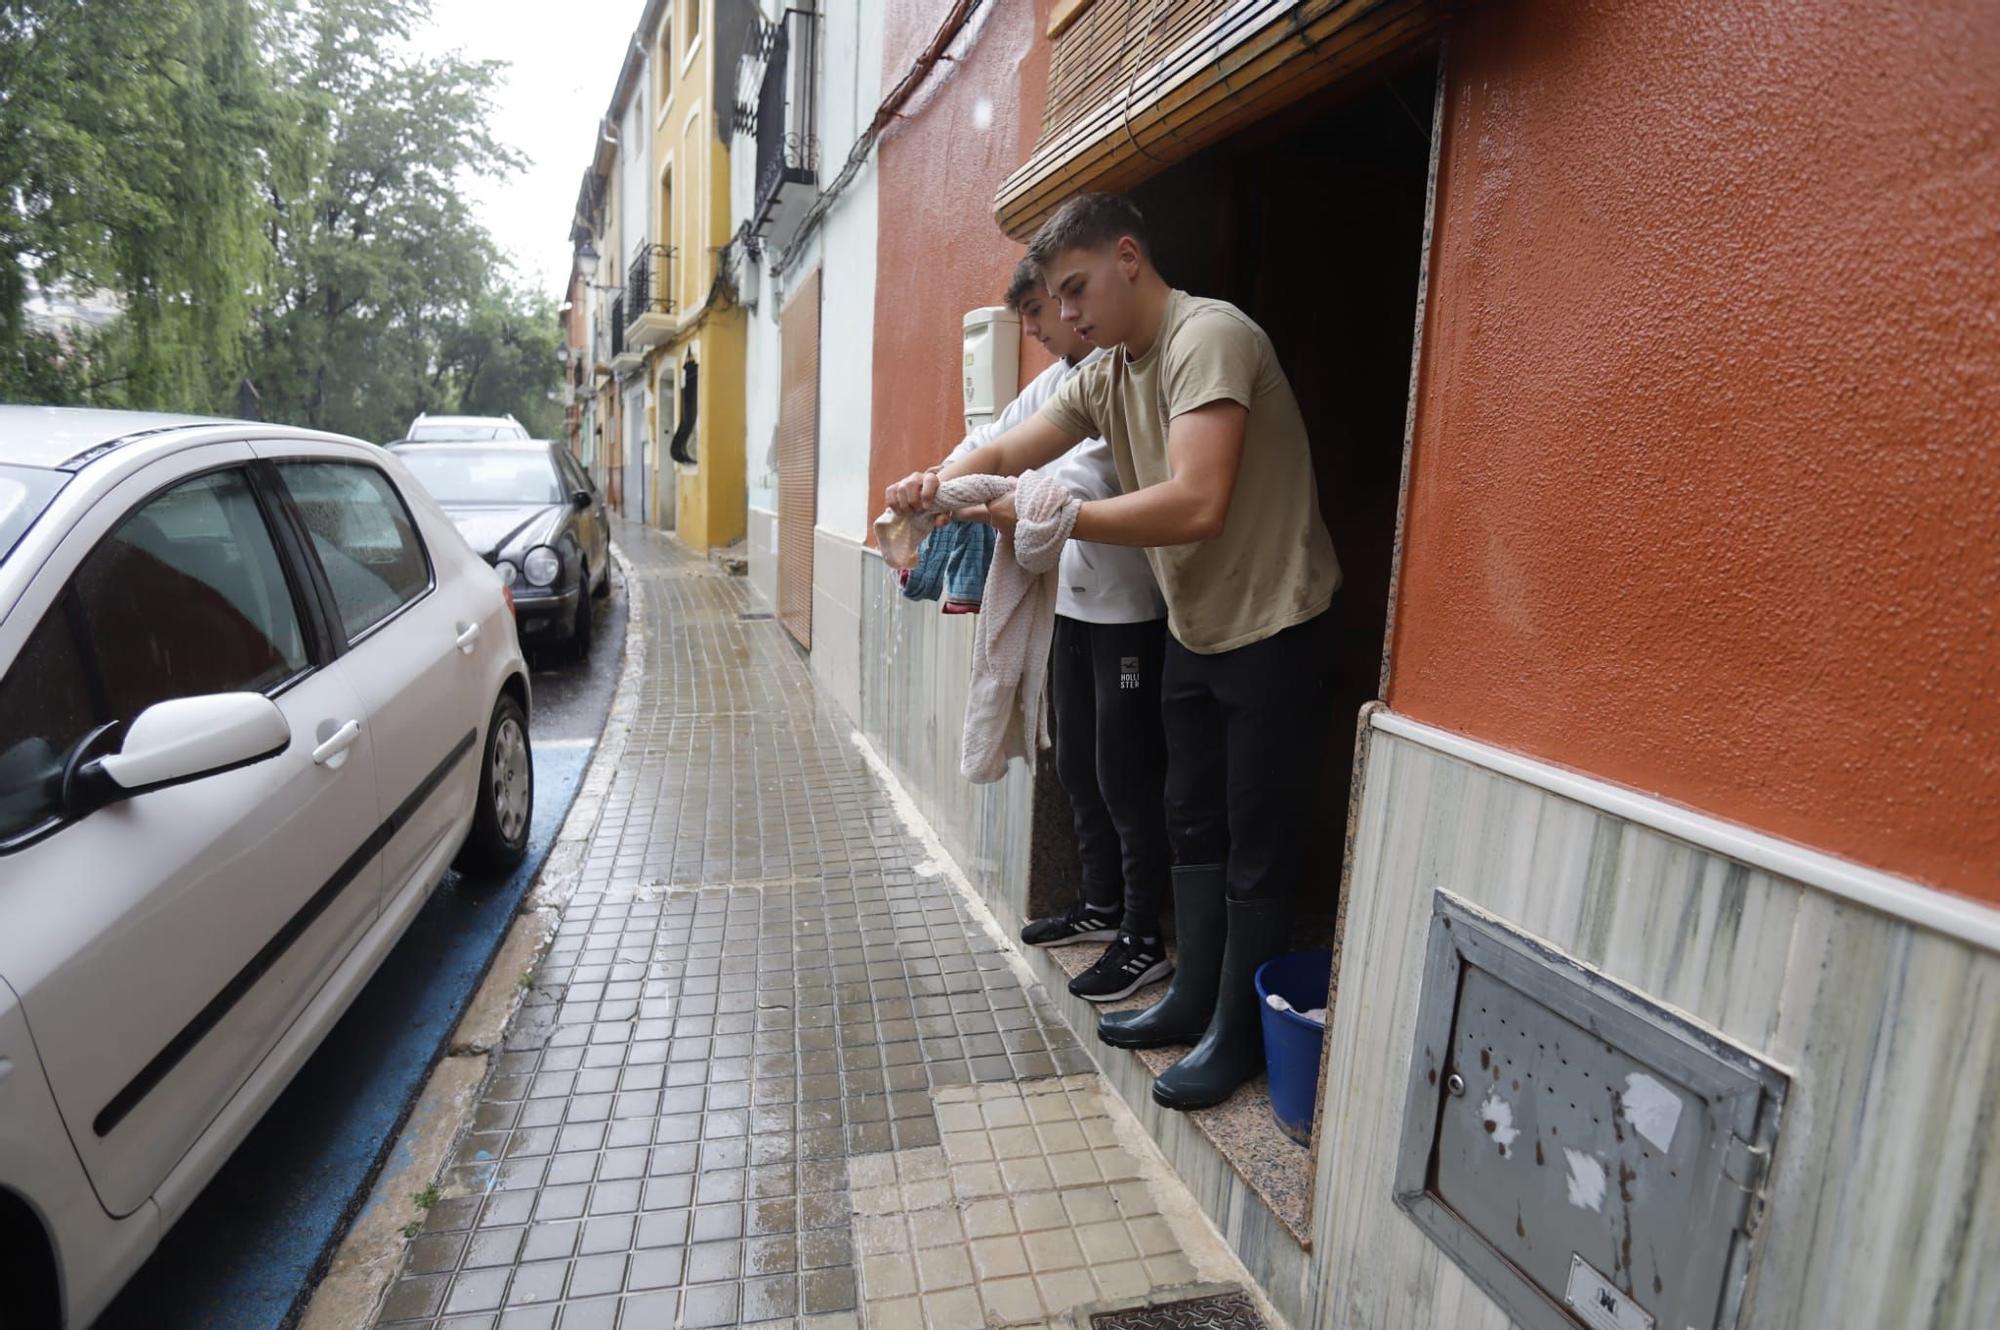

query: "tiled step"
left=1033, top=942, right=1314, bottom=1244
left=1006, top=930, right=1323, bottom=1330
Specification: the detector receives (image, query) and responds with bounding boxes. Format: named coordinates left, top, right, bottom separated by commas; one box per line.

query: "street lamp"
left=574, top=238, right=626, bottom=296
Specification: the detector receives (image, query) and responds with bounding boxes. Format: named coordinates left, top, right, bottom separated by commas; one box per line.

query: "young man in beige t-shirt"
left=884, top=193, right=1339, bottom=1111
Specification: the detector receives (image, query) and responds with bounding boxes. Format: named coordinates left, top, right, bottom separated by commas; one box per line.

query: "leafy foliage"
left=0, top=0, right=560, bottom=439
left=0, top=0, right=272, bottom=406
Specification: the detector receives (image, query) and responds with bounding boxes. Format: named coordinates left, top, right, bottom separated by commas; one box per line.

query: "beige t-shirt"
left=1039, top=289, right=1340, bottom=653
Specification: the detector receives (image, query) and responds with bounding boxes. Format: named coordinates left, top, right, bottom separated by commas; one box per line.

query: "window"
left=0, top=469, right=309, bottom=842
left=661, top=169, right=674, bottom=267
left=406, top=423, right=516, bottom=441
left=656, top=360, right=677, bottom=450
left=0, top=465, right=68, bottom=567
left=556, top=450, right=593, bottom=498
left=395, top=448, right=563, bottom=506
left=278, top=462, right=430, bottom=641
left=0, top=610, right=99, bottom=842
left=658, top=18, right=674, bottom=103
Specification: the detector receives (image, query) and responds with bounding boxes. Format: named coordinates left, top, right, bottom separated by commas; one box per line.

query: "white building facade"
left=729, top=0, right=884, bottom=719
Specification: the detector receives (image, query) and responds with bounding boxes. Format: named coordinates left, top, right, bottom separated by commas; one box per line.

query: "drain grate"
left=737, top=611, right=774, bottom=621
left=1090, top=1290, right=1267, bottom=1330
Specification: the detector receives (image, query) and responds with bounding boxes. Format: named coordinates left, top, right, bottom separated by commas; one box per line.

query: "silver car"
left=0, top=408, right=534, bottom=1325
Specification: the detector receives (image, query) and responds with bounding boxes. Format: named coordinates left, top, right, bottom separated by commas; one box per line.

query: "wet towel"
left=900, top=520, right=995, bottom=614
left=873, top=472, right=1083, bottom=783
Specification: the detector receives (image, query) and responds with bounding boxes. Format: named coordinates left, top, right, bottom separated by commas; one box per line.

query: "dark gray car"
left=389, top=439, right=611, bottom=656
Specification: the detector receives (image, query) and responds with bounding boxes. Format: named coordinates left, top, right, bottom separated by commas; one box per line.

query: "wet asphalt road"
left=525, top=581, right=629, bottom=742
left=95, top=571, right=628, bottom=1330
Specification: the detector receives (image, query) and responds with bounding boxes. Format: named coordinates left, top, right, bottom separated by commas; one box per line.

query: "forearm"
left=938, top=440, right=1007, bottom=480
left=937, top=413, right=1079, bottom=484
left=1072, top=478, right=1226, bottom=547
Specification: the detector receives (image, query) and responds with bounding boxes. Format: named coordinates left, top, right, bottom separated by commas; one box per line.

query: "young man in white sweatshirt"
left=947, top=259, right=1174, bottom=1003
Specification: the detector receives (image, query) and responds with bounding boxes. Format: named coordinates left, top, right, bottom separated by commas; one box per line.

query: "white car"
left=0, top=408, right=534, bottom=1326
left=401, top=412, right=530, bottom=442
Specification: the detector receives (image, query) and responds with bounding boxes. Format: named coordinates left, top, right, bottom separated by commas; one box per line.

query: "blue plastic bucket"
left=1255, top=949, right=1333, bottom=1147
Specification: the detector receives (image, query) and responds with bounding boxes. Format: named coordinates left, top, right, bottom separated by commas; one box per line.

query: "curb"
left=297, top=544, right=647, bottom=1330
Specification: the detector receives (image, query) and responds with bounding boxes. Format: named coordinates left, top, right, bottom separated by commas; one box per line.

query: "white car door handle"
left=455, top=622, right=481, bottom=654
left=312, top=720, right=363, bottom=766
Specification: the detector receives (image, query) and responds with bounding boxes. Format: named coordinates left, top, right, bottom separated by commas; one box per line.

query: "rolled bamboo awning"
left=995, top=0, right=1453, bottom=240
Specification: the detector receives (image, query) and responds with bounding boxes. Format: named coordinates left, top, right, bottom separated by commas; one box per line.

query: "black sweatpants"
left=1162, top=611, right=1334, bottom=901
left=1049, top=614, right=1170, bottom=937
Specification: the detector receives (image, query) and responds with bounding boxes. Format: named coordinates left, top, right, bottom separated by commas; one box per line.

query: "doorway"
left=1127, top=57, right=1438, bottom=949
left=624, top=384, right=648, bottom=526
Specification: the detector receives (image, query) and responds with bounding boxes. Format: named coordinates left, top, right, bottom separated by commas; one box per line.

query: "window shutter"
left=996, top=0, right=1452, bottom=239
left=776, top=269, right=821, bottom=649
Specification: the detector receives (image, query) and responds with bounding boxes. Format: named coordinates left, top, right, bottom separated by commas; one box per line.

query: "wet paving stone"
left=372, top=526, right=1195, bottom=1329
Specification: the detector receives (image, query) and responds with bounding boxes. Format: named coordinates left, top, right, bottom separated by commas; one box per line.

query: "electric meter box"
left=1395, top=894, right=1788, bottom=1330
left=962, top=305, right=1020, bottom=432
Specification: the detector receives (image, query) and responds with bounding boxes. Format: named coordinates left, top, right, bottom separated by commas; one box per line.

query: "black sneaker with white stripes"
left=1069, top=934, right=1173, bottom=1003
left=1020, top=901, right=1121, bottom=948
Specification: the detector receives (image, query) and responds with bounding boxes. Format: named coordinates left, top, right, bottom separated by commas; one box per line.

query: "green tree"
left=431, top=282, right=563, bottom=439
left=1, top=0, right=561, bottom=435
left=0, top=0, right=274, bottom=407
left=246, top=0, right=539, bottom=440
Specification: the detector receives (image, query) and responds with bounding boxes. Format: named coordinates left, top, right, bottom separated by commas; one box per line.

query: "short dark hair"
left=1003, top=258, right=1042, bottom=311
left=1027, top=193, right=1150, bottom=267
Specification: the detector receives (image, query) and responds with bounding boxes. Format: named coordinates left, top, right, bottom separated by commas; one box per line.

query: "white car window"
left=0, top=469, right=309, bottom=842
left=278, top=461, right=431, bottom=642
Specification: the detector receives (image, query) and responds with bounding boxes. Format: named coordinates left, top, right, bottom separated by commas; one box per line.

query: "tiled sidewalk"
left=370, top=526, right=1254, bottom=1330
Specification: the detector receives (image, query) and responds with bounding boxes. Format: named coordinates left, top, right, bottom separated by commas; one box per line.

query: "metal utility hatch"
left=1395, top=894, right=1788, bottom=1330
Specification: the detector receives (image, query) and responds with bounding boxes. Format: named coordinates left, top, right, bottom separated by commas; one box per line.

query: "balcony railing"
left=745, top=8, right=818, bottom=234
left=625, top=243, right=676, bottom=320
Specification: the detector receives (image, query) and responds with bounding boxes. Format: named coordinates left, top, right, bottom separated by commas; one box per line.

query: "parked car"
left=0, top=407, right=533, bottom=1327
left=388, top=439, right=610, bottom=657
left=402, top=412, right=529, bottom=441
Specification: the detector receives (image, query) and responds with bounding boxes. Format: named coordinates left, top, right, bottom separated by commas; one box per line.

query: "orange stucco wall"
left=1388, top=0, right=2000, bottom=902
left=868, top=0, right=1054, bottom=531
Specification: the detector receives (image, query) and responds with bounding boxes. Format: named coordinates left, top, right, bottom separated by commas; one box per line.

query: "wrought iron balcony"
left=625, top=243, right=676, bottom=318
left=623, top=243, right=679, bottom=351
left=608, top=293, right=644, bottom=373
left=740, top=8, right=819, bottom=239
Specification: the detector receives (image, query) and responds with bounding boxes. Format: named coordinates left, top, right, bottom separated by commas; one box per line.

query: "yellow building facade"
left=627, top=0, right=746, bottom=551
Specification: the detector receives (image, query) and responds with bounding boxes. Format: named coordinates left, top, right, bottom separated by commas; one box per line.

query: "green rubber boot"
left=1096, top=864, right=1225, bottom=1049
left=1151, top=897, right=1290, bottom=1111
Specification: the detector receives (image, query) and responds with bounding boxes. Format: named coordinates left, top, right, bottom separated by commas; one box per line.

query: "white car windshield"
left=397, top=450, right=562, bottom=505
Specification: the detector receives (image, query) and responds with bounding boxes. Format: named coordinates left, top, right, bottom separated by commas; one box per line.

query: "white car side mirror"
left=93, top=693, right=291, bottom=795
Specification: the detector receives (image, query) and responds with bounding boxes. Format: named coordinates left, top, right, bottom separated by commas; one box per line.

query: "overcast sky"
left=417, top=0, right=644, bottom=299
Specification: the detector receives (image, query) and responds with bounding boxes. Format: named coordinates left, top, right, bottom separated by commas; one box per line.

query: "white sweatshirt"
left=947, top=350, right=1166, bottom=625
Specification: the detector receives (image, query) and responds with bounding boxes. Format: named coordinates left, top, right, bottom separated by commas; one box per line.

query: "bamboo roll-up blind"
left=997, top=0, right=1451, bottom=239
